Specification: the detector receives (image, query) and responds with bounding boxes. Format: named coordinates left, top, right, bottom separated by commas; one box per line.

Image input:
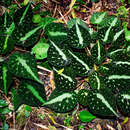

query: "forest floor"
left=0, top=0, right=130, bottom=129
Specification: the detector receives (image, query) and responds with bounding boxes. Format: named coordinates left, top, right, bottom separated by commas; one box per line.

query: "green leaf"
left=89, top=72, right=105, bottom=90
left=8, top=4, right=18, bottom=18
left=0, top=11, right=15, bottom=34
left=47, top=41, right=71, bottom=67
left=26, top=83, right=46, bottom=103
left=12, top=80, right=46, bottom=110
left=90, top=12, right=107, bottom=25
left=67, top=23, right=91, bottom=48
left=87, top=88, right=119, bottom=117
left=39, top=17, right=56, bottom=29
left=24, top=105, right=32, bottom=112
left=43, top=89, right=78, bottom=113
left=0, top=35, right=15, bottom=55
left=0, top=0, right=12, bottom=7
left=53, top=67, right=77, bottom=92
left=99, top=16, right=121, bottom=27
left=23, top=0, right=30, bottom=5
left=112, top=29, right=124, bottom=43
left=124, top=29, right=130, bottom=41
left=31, top=38, right=49, bottom=60
left=78, top=125, right=85, bottom=130
left=0, top=99, right=8, bottom=107
left=107, top=47, right=126, bottom=61
left=33, top=14, right=42, bottom=23
left=64, top=115, right=72, bottom=126
left=69, top=51, right=93, bottom=76
left=2, top=122, right=9, bottom=130
left=126, top=45, right=130, bottom=57
left=98, top=26, right=125, bottom=45
left=8, top=52, right=43, bottom=84
left=4, top=22, right=15, bottom=35
left=13, top=3, right=33, bottom=26
left=67, top=18, right=87, bottom=30
left=103, top=18, right=122, bottom=43
left=79, top=110, right=96, bottom=123
left=91, top=0, right=99, bottom=2
left=11, top=88, right=20, bottom=111
left=1, top=63, right=13, bottom=96
left=32, top=3, right=41, bottom=12
left=67, top=18, right=93, bottom=35
left=117, top=89, right=130, bottom=116
left=12, top=4, right=41, bottom=47
left=38, top=61, right=52, bottom=70
left=91, top=41, right=106, bottom=65
left=117, top=6, right=129, bottom=18
left=12, top=25, right=40, bottom=47
left=0, top=107, right=11, bottom=115
left=123, top=22, right=130, bottom=41
left=20, top=25, right=42, bottom=41
left=25, top=110, right=30, bottom=118
left=98, top=63, right=115, bottom=76
left=120, top=0, right=125, bottom=5
left=44, top=22, right=67, bottom=43
left=0, top=12, right=12, bottom=31
left=78, top=89, right=88, bottom=106
left=105, top=74, right=130, bottom=91
left=111, top=60, right=130, bottom=75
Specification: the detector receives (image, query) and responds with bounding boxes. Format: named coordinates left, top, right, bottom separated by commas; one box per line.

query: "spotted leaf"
left=107, top=47, right=126, bottom=61
left=87, top=88, right=119, bottom=117
left=91, top=41, right=106, bottom=65
left=12, top=80, right=46, bottom=110
left=0, top=35, right=14, bottom=55
left=47, top=41, right=71, bottom=67
left=13, top=4, right=33, bottom=27
left=53, top=67, right=77, bottom=92
left=0, top=63, right=13, bottom=96
left=43, top=89, right=78, bottom=113
left=69, top=51, right=93, bottom=76
left=89, top=72, right=105, bottom=90
left=78, top=89, right=88, bottom=106
left=105, top=74, right=130, bottom=93
left=0, top=12, right=13, bottom=32
left=98, top=63, right=116, bottom=76
left=117, top=89, right=130, bottom=116
left=111, top=60, right=130, bottom=75
left=12, top=25, right=41, bottom=47
left=44, top=23, right=67, bottom=44
left=67, top=23, right=91, bottom=48
left=8, top=52, right=43, bottom=84
left=97, top=17, right=124, bottom=45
